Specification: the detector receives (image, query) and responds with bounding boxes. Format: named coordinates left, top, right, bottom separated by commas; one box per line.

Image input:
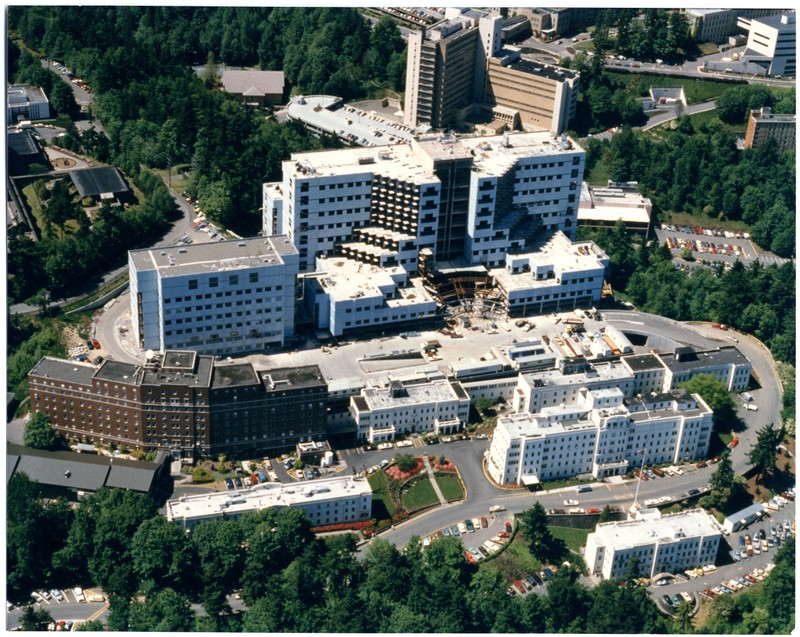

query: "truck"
left=741, top=392, right=754, bottom=402
left=489, top=504, right=506, bottom=513
left=745, top=404, right=758, bottom=412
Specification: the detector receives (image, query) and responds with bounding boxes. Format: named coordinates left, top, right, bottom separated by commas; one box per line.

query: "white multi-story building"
left=512, top=359, right=635, bottom=414
left=585, top=507, right=722, bottom=580
left=263, top=131, right=587, bottom=274
left=304, top=258, right=438, bottom=337
left=490, top=231, right=608, bottom=316
left=487, top=387, right=714, bottom=485
left=659, top=346, right=752, bottom=392
left=129, top=236, right=298, bottom=355
left=165, top=475, right=372, bottom=530
left=350, top=378, right=471, bottom=443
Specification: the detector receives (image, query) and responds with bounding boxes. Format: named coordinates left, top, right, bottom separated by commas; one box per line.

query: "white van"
left=576, top=485, right=593, bottom=493
left=73, top=587, right=86, bottom=603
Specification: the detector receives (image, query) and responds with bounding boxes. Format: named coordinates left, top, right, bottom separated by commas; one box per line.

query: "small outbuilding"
left=69, top=166, right=132, bottom=205
left=221, top=70, right=285, bottom=107
left=6, top=442, right=173, bottom=504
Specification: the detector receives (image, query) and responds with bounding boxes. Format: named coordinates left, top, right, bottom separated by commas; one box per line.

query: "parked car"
left=233, top=477, right=243, bottom=488
left=225, top=478, right=234, bottom=490
left=50, top=589, right=63, bottom=602
left=464, top=519, right=475, bottom=533
left=85, top=340, right=95, bottom=350
left=91, top=339, right=101, bottom=349
left=73, top=587, right=85, bottom=603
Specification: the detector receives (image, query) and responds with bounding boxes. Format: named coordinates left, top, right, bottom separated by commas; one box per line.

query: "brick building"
left=28, top=351, right=327, bottom=459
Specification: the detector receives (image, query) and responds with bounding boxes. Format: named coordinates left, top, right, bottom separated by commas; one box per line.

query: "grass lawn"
left=435, top=474, right=464, bottom=501
left=401, top=477, right=439, bottom=511
left=22, top=183, right=45, bottom=233
left=550, top=526, right=590, bottom=554
left=607, top=72, right=738, bottom=104
left=584, top=158, right=612, bottom=187
left=368, top=471, right=400, bottom=519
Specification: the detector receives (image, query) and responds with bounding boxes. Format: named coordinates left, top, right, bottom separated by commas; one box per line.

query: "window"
left=209, top=277, right=218, bottom=288
left=230, top=274, right=239, bottom=285
left=188, top=279, right=198, bottom=290
left=250, top=272, right=258, bottom=283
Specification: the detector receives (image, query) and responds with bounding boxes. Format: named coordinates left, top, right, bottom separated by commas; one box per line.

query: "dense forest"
left=8, top=7, right=406, bottom=243
left=9, top=475, right=795, bottom=633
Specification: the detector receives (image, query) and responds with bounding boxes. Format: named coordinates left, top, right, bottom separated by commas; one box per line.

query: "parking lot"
left=649, top=493, right=795, bottom=614
left=654, top=223, right=790, bottom=272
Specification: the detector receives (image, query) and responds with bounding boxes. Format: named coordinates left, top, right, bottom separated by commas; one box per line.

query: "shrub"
left=395, top=453, right=417, bottom=472
left=192, top=466, right=214, bottom=483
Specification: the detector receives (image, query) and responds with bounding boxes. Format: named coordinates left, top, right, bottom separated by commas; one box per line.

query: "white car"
left=73, top=587, right=86, bottom=603
left=563, top=499, right=579, bottom=506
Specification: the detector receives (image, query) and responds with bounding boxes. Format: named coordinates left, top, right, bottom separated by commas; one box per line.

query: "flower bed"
left=431, top=457, right=456, bottom=472
left=385, top=458, right=423, bottom=481
left=311, top=520, right=373, bottom=534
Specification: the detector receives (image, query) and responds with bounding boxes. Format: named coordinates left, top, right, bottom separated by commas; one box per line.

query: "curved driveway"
left=359, top=310, right=783, bottom=552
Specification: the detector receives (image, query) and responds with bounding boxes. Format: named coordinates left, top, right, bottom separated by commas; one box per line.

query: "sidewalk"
left=422, top=455, right=448, bottom=505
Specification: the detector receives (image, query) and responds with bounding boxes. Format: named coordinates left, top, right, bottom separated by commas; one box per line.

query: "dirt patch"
left=63, top=325, right=87, bottom=350
left=52, top=157, right=76, bottom=169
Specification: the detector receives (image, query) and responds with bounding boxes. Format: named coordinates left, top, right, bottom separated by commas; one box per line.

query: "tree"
left=519, top=502, right=563, bottom=561
left=128, top=588, right=195, bottom=632
left=23, top=411, right=60, bottom=450
left=705, top=452, right=742, bottom=510
left=49, top=80, right=79, bottom=119
left=674, top=599, right=695, bottom=633
left=394, top=453, right=418, bottom=472
left=191, top=519, right=245, bottom=617
left=747, top=423, right=779, bottom=483
left=131, top=516, right=198, bottom=595
left=545, top=566, right=590, bottom=632
left=19, top=605, right=54, bottom=631
left=73, top=619, right=105, bottom=631
left=464, top=567, right=516, bottom=631
left=681, top=374, right=737, bottom=430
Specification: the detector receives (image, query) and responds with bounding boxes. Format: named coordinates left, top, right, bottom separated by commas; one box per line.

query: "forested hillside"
left=9, top=474, right=795, bottom=633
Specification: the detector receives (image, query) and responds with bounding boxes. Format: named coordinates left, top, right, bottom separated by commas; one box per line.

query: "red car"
left=91, top=339, right=101, bottom=349
left=728, top=437, right=739, bottom=448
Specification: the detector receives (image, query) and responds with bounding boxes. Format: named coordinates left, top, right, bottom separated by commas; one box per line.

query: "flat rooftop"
left=520, top=359, right=633, bottom=389
left=287, top=143, right=435, bottom=185
left=129, top=235, right=298, bottom=277
left=361, top=378, right=462, bottom=411
left=141, top=356, right=214, bottom=387
left=592, top=508, right=720, bottom=548
left=165, top=475, right=371, bottom=523
left=286, top=95, right=415, bottom=147
left=460, top=131, right=584, bottom=177
left=212, top=363, right=259, bottom=389
left=491, top=234, right=608, bottom=292
left=315, top=257, right=436, bottom=308
left=659, top=346, right=751, bottom=372
left=622, top=353, right=665, bottom=372
left=260, top=366, right=326, bottom=391
left=495, top=54, right=580, bottom=82
left=29, top=357, right=99, bottom=386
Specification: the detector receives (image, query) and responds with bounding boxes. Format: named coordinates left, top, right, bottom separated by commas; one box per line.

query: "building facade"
left=28, top=352, right=327, bottom=458
left=350, top=377, right=471, bottom=443
left=487, top=387, right=714, bottom=485
left=166, top=475, right=372, bottom=530
left=129, top=236, right=299, bottom=356
left=7, top=84, right=51, bottom=124
left=682, top=8, right=789, bottom=44
left=744, top=107, right=796, bottom=152
left=585, top=507, right=722, bottom=579
left=738, top=12, right=796, bottom=76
